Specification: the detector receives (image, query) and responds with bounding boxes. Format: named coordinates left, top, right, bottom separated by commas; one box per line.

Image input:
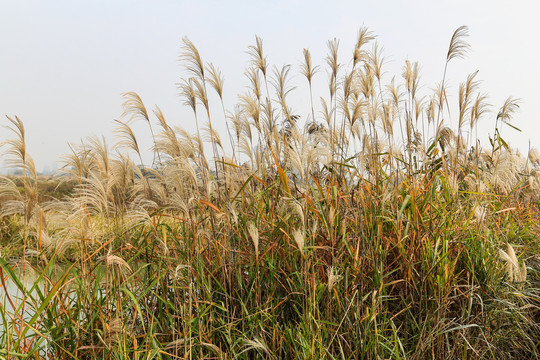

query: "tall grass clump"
left=1, top=25, right=540, bottom=359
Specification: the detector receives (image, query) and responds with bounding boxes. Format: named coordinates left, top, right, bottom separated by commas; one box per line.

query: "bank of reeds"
left=1, top=26, right=540, bottom=359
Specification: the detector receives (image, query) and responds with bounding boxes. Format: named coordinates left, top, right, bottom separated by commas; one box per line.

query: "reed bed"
left=1, top=26, right=539, bottom=359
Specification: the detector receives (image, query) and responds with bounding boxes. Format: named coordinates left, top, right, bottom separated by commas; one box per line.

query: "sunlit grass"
left=0, top=25, right=539, bottom=359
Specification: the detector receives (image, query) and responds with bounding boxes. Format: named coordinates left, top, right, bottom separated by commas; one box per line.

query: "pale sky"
left=1, top=1, right=539, bottom=172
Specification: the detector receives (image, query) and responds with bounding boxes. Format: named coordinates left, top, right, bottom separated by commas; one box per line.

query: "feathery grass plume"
left=499, top=243, right=527, bottom=283
left=113, top=120, right=153, bottom=198
left=247, top=36, right=273, bottom=139
left=239, top=136, right=254, bottom=162
left=342, top=71, right=354, bottom=102
left=0, top=176, right=23, bottom=210
left=3, top=115, right=37, bottom=179
left=328, top=205, right=335, bottom=229
left=111, top=153, right=135, bottom=191
left=87, top=135, right=111, bottom=179
left=458, top=71, right=480, bottom=130
left=473, top=204, right=487, bottom=223
left=446, top=25, right=470, bottom=62
left=435, top=26, right=470, bottom=144
left=426, top=95, right=437, bottom=124
left=202, top=122, right=223, bottom=149
left=102, top=251, right=132, bottom=274
left=153, top=105, right=183, bottom=158
left=247, top=222, right=259, bottom=259
left=470, top=93, right=490, bottom=129
left=287, top=145, right=305, bottom=180
left=487, top=150, right=522, bottom=194
left=206, top=62, right=224, bottom=100
left=496, top=96, right=521, bottom=125
left=288, top=199, right=305, bottom=225
left=178, top=78, right=198, bottom=117
left=300, top=48, right=319, bottom=122
left=271, top=64, right=296, bottom=123
left=300, top=48, right=319, bottom=85
left=386, top=76, right=402, bottom=106
left=227, top=202, right=238, bottom=226
left=173, top=127, right=199, bottom=160
left=261, top=97, right=278, bottom=140
left=293, top=228, right=305, bottom=254
left=103, top=317, right=126, bottom=344
left=492, top=97, right=521, bottom=155
left=359, top=63, right=375, bottom=100
left=353, top=26, right=375, bottom=68
left=75, top=171, right=115, bottom=216
left=124, top=198, right=159, bottom=229
left=320, top=97, right=334, bottom=127
left=529, top=169, right=540, bottom=190
left=191, top=77, right=209, bottom=113
left=181, top=38, right=221, bottom=179
left=446, top=174, right=459, bottom=197
left=120, top=92, right=161, bottom=166
left=121, top=91, right=150, bottom=122
left=240, top=93, right=261, bottom=132
left=380, top=102, right=394, bottom=135
left=114, top=120, right=141, bottom=156
left=56, top=237, right=83, bottom=257
left=326, top=38, right=340, bottom=99
left=248, top=36, right=268, bottom=80
left=1, top=116, right=39, bottom=224
left=62, top=142, right=92, bottom=180
left=402, top=60, right=420, bottom=100
left=528, top=148, right=540, bottom=166
left=369, top=43, right=385, bottom=84
left=327, top=266, right=341, bottom=292
left=181, top=37, right=205, bottom=80
left=438, top=126, right=455, bottom=150
left=239, top=338, right=270, bottom=357
left=245, top=67, right=262, bottom=102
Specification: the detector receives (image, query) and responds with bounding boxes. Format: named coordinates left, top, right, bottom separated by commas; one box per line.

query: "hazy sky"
left=1, top=1, right=539, bottom=171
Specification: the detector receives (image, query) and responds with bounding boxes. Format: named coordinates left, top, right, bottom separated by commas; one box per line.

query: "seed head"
left=293, top=228, right=305, bottom=253
left=248, top=222, right=259, bottom=258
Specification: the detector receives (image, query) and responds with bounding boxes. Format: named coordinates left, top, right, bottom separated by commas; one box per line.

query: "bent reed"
left=1, top=26, right=540, bottom=359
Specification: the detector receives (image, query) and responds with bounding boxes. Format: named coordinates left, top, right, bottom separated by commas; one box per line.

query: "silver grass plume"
left=327, top=266, right=341, bottom=292
left=293, top=228, right=305, bottom=254
left=247, top=222, right=259, bottom=259
left=446, top=25, right=470, bottom=62
left=499, top=243, right=527, bottom=283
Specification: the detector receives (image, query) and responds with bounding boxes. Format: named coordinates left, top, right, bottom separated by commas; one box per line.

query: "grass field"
left=0, top=26, right=539, bottom=359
